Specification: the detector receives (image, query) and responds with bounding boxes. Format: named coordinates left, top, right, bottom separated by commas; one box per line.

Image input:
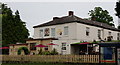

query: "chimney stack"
left=68, top=11, right=74, bottom=16
left=53, top=17, right=60, bottom=20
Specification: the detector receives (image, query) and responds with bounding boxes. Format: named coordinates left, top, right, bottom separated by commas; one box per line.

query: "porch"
left=71, top=43, right=99, bottom=55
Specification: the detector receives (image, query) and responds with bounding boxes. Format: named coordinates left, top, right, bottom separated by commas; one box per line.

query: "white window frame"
left=62, top=43, right=66, bottom=50
left=40, top=29, right=43, bottom=38
left=64, top=26, right=68, bottom=35
left=51, top=28, right=55, bottom=37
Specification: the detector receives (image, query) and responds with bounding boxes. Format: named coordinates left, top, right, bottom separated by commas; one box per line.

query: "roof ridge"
left=33, top=15, right=120, bottom=31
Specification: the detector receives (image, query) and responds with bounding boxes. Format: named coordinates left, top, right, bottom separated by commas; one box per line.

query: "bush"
left=38, top=48, right=58, bottom=55
left=50, top=48, right=58, bottom=55
left=18, top=47, right=29, bottom=55
left=42, top=51, right=51, bottom=55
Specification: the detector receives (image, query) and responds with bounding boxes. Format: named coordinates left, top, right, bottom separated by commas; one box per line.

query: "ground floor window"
left=44, top=46, right=48, bottom=51
left=62, top=43, right=66, bottom=50
left=30, top=43, right=36, bottom=50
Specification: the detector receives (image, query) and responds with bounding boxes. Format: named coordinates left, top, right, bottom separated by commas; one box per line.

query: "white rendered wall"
left=76, top=23, right=119, bottom=42
left=34, top=22, right=119, bottom=54
left=33, top=22, right=77, bottom=40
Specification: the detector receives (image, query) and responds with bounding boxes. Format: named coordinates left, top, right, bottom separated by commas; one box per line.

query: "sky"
left=1, top=0, right=119, bottom=37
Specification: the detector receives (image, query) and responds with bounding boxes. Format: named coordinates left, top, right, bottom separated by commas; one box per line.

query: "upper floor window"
left=108, top=31, right=111, bottom=36
left=98, top=30, right=101, bottom=39
left=40, top=29, right=43, bottom=37
left=64, top=26, right=68, bottom=35
left=51, top=28, right=55, bottom=36
left=117, top=33, right=120, bottom=40
left=86, top=27, right=90, bottom=36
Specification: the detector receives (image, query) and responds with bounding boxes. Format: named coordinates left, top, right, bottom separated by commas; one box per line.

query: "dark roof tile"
left=33, top=15, right=120, bottom=31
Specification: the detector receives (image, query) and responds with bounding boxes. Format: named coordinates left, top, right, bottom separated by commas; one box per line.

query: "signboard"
left=117, top=48, right=120, bottom=65
left=44, top=28, right=50, bottom=36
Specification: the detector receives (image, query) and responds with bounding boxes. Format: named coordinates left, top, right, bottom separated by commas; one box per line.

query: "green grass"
left=1, top=63, right=116, bottom=65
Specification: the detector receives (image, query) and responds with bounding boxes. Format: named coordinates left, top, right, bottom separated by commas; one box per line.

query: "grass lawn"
left=1, top=63, right=116, bottom=65
left=1, top=63, right=84, bottom=65
left=1, top=63, right=90, bottom=65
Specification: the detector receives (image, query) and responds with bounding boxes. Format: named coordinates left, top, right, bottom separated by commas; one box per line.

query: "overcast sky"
left=1, top=0, right=119, bottom=37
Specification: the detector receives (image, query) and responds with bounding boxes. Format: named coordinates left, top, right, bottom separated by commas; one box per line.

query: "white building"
left=33, top=11, right=120, bottom=55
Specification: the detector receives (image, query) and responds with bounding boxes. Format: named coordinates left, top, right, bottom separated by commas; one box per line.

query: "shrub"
left=42, top=51, right=51, bottom=55
left=18, top=47, right=29, bottom=55
left=50, top=48, right=58, bottom=55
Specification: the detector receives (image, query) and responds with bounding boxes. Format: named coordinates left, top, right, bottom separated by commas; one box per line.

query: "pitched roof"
left=33, top=12, right=120, bottom=32
left=26, top=38, right=58, bottom=41
left=9, top=43, right=28, bottom=46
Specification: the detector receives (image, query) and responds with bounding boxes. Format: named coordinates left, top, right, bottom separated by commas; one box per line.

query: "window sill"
left=62, top=50, right=66, bottom=51
left=64, top=35, right=69, bottom=37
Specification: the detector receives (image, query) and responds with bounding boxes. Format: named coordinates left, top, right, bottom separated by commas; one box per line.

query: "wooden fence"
left=1, top=55, right=99, bottom=63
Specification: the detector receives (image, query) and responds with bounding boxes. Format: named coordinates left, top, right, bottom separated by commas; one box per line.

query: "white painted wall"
left=76, top=23, right=119, bottom=42
left=34, top=22, right=78, bottom=54
left=34, top=22, right=77, bottom=40
left=33, top=22, right=120, bottom=54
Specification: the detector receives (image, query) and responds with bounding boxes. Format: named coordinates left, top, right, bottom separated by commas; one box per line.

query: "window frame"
left=62, top=43, right=66, bottom=50
left=117, top=33, right=120, bottom=40
left=108, top=31, right=111, bottom=36
left=30, top=43, right=36, bottom=50
left=64, top=26, right=69, bottom=36
left=98, top=29, right=101, bottom=39
left=40, top=29, right=43, bottom=38
left=51, top=28, right=55, bottom=37
left=44, top=46, right=48, bottom=51
left=86, top=27, right=90, bottom=36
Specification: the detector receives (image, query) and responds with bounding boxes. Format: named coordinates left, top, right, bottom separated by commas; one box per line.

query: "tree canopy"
left=1, top=3, right=29, bottom=54
left=115, top=0, right=120, bottom=29
left=115, top=0, right=120, bottom=18
left=88, top=7, right=114, bottom=26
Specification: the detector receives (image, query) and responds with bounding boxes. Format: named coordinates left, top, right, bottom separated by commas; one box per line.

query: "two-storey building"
left=31, top=11, right=120, bottom=55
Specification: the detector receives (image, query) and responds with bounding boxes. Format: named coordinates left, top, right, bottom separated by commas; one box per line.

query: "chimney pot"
left=68, top=11, right=74, bottom=16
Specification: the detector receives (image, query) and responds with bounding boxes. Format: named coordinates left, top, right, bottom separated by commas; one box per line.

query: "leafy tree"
left=118, top=26, right=120, bottom=29
left=115, top=0, right=120, bottom=29
left=115, top=0, right=120, bottom=18
left=88, top=7, right=114, bottom=26
left=0, top=3, right=2, bottom=48
left=2, top=3, right=29, bottom=54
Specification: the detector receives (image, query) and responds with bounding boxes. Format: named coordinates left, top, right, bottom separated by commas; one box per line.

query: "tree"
left=88, top=7, right=114, bottom=26
left=115, top=0, right=120, bottom=29
left=118, top=26, right=120, bottom=29
left=115, top=0, right=120, bottom=18
left=0, top=3, right=2, bottom=48
left=2, top=4, right=29, bottom=54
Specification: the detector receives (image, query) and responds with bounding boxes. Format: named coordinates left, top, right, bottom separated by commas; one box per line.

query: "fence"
left=1, top=55, right=99, bottom=63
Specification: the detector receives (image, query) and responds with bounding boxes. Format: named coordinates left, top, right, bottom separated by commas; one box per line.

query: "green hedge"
left=17, top=47, right=29, bottom=55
